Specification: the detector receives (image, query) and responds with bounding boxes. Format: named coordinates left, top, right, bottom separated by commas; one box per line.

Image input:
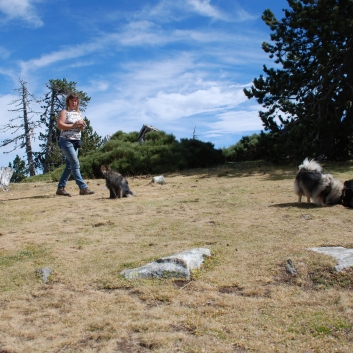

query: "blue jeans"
left=58, top=137, right=87, bottom=190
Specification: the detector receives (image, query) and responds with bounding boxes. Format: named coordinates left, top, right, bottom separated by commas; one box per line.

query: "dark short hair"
left=65, top=92, right=80, bottom=110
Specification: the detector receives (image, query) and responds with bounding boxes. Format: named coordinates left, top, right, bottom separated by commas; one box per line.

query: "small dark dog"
left=294, top=158, right=343, bottom=206
left=341, top=180, right=353, bottom=208
left=100, top=165, right=134, bottom=199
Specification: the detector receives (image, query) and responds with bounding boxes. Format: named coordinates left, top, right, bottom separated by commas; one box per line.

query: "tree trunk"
left=43, top=91, right=55, bottom=174
left=21, top=82, right=36, bottom=176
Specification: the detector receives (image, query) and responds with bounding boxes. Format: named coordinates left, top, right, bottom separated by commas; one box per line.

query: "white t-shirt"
left=59, top=110, right=82, bottom=140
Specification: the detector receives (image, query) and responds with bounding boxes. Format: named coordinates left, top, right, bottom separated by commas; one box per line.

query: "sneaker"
left=79, top=188, right=95, bottom=195
left=56, top=187, right=71, bottom=197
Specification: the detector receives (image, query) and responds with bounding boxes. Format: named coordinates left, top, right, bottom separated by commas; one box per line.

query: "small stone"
left=285, top=259, right=297, bottom=275
left=36, top=267, right=52, bottom=284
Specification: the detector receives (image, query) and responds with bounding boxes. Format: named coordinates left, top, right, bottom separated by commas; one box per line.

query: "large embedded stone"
left=121, top=248, right=211, bottom=279
left=309, top=246, right=353, bottom=272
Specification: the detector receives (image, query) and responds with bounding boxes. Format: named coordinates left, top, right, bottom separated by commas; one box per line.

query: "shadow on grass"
left=0, top=195, right=54, bottom=202
left=269, top=202, right=320, bottom=208
left=270, top=202, right=351, bottom=209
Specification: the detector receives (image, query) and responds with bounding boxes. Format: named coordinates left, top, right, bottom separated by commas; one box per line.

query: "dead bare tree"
left=0, top=79, right=40, bottom=176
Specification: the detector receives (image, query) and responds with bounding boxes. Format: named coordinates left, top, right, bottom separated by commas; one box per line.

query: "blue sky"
left=0, top=0, right=289, bottom=168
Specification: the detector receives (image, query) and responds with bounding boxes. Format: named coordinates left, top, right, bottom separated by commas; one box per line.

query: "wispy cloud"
left=186, top=0, right=228, bottom=21
left=207, top=106, right=263, bottom=134
left=0, top=93, right=25, bottom=146
left=0, top=0, right=43, bottom=27
left=0, top=67, right=17, bottom=83
left=144, top=86, right=246, bottom=120
left=83, top=53, right=255, bottom=140
left=234, top=7, right=258, bottom=22
left=14, top=0, right=265, bottom=81
left=0, top=46, right=11, bottom=59
left=122, top=0, right=246, bottom=24
left=87, top=80, right=109, bottom=93
left=18, top=41, right=106, bottom=76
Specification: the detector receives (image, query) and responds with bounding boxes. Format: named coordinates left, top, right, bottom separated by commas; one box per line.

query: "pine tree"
left=8, top=155, right=28, bottom=183
left=244, top=0, right=353, bottom=161
left=80, top=117, right=103, bottom=157
left=0, top=79, right=39, bottom=175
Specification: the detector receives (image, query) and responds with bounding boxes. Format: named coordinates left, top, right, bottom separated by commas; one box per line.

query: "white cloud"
left=88, top=80, right=109, bottom=93
left=234, top=7, right=258, bottom=22
left=187, top=0, right=228, bottom=21
left=0, top=46, right=11, bottom=59
left=79, top=48, right=260, bottom=140
left=0, top=0, right=43, bottom=27
left=18, top=41, right=105, bottom=76
left=127, top=0, right=255, bottom=24
left=186, top=0, right=257, bottom=22
left=206, top=105, right=263, bottom=133
left=0, top=67, right=17, bottom=83
left=144, top=86, right=247, bottom=120
left=0, top=94, right=23, bottom=159
left=0, top=94, right=18, bottom=126
left=119, top=21, right=169, bottom=46
left=16, top=16, right=267, bottom=80
left=84, top=65, right=253, bottom=140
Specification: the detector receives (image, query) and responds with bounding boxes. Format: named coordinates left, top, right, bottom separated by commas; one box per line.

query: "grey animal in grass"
left=294, top=157, right=343, bottom=206
left=100, top=165, right=134, bottom=199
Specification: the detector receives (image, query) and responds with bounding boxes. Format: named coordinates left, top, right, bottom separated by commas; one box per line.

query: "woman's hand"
left=57, top=111, right=86, bottom=131
left=74, top=119, right=86, bottom=130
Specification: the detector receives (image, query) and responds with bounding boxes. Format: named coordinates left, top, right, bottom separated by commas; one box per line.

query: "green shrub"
left=9, top=155, right=28, bottom=183
left=223, top=132, right=292, bottom=163
left=79, top=130, right=225, bottom=177
left=223, top=133, right=262, bottom=162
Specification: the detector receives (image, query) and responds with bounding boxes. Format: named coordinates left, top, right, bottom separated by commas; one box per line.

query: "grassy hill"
left=1, top=160, right=353, bottom=352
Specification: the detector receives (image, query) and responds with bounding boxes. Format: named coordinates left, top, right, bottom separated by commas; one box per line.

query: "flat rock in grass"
left=36, top=267, right=52, bottom=284
left=121, top=248, right=211, bottom=279
left=309, top=247, right=353, bottom=272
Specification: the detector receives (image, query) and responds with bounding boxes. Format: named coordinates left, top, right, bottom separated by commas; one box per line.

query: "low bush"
left=79, top=130, right=225, bottom=177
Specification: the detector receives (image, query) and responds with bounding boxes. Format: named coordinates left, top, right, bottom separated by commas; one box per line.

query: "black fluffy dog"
left=100, top=165, right=134, bottom=199
left=341, top=180, right=353, bottom=208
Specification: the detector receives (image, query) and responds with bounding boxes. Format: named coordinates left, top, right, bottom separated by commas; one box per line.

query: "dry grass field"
left=1, top=161, right=353, bottom=353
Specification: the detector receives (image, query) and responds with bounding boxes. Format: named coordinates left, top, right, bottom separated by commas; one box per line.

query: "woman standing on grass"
left=56, top=92, right=94, bottom=197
